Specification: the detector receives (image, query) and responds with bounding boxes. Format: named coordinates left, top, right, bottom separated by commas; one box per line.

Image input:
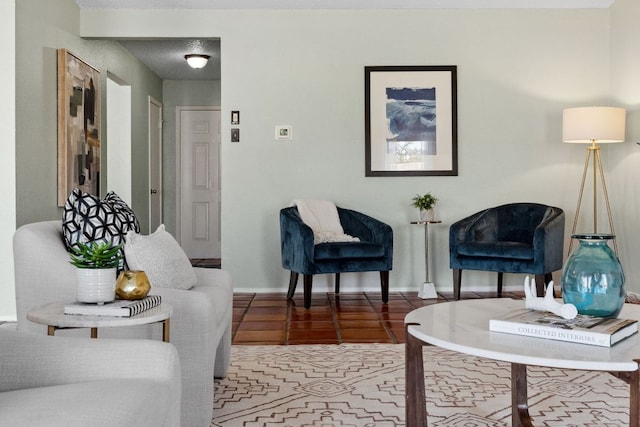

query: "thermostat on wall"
left=275, top=125, right=292, bottom=140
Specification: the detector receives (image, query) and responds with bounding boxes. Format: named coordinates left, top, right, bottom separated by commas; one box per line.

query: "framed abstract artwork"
left=365, top=66, right=458, bottom=176
left=57, top=49, right=101, bottom=206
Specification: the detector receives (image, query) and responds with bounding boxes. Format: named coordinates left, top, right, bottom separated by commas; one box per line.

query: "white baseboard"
left=236, top=283, right=416, bottom=294
left=234, top=282, right=526, bottom=295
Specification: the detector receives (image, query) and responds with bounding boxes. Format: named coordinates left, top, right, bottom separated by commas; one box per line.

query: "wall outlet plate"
left=275, top=125, right=292, bottom=140
left=231, top=128, right=240, bottom=143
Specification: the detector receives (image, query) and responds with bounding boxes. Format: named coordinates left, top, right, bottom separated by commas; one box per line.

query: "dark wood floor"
left=191, top=258, right=222, bottom=268
left=233, top=290, right=525, bottom=345
left=191, top=260, right=526, bottom=345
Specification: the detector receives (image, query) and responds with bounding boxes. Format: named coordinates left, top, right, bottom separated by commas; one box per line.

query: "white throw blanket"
left=291, top=199, right=360, bottom=244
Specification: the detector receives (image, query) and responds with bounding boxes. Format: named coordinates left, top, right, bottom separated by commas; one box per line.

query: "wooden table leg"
left=608, top=364, right=640, bottom=427
left=511, top=363, right=533, bottom=427
left=630, top=368, right=640, bottom=427
left=90, top=327, right=98, bottom=338
left=47, top=325, right=56, bottom=336
left=405, top=323, right=427, bottom=427
left=162, top=318, right=171, bottom=343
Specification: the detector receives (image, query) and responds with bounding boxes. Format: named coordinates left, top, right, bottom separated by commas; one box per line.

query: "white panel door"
left=179, top=109, right=221, bottom=258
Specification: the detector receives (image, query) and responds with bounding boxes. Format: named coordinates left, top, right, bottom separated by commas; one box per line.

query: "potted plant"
left=412, top=193, right=438, bottom=221
left=69, top=241, right=122, bottom=304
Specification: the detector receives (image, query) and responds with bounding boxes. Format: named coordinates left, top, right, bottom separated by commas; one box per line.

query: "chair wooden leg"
left=453, top=269, right=462, bottom=300
left=534, top=273, right=555, bottom=298
left=534, top=274, right=545, bottom=296
left=497, top=272, right=504, bottom=298
left=287, top=271, right=299, bottom=299
left=335, top=273, right=341, bottom=294
left=380, top=271, right=389, bottom=303
left=303, top=274, right=313, bottom=309
left=546, top=273, right=555, bottom=298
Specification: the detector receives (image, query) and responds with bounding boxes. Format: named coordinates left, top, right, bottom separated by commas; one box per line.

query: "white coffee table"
left=405, top=298, right=640, bottom=427
left=27, top=302, right=172, bottom=342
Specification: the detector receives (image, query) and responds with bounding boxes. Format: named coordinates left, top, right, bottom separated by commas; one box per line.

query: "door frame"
left=175, top=105, right=221, bottom=244
left=148, top=96, right=163, bottom=231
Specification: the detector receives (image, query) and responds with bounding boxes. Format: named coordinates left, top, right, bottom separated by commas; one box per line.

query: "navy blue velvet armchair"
left=449, top=203, right=565, bottom=300
left=280, top=206, right=393, bottom=308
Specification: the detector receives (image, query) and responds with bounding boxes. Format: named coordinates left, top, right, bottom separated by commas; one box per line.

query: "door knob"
left=150, top=189, right=158, bottom=194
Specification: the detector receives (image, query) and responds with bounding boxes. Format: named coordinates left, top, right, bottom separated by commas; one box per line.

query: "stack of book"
left=64, top=295, right=162, bottom=318
left=490, top=309, right=638, bottom=347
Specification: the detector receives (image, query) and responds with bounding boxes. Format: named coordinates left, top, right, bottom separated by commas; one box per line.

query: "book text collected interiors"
left=490, top=308, right=638, bottom=347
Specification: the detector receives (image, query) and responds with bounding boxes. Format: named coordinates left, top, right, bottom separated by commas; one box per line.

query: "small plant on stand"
left=69, top=242, right=122, bottom=269
left=69, top=241, right=122, bottom=304
left=412, top=193, right=438, bottom=221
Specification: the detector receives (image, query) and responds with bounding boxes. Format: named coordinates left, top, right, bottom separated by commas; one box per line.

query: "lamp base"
left=418, top=282, right=438, bottom=299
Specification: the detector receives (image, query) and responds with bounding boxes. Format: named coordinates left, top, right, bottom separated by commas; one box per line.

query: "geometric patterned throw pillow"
left=62, top=189, right=140, bottom=263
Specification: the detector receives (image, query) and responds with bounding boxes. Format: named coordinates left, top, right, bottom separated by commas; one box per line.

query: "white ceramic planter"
left=76, top=268, right=117, bottom=304
left=419, top=208, right=435, bottom=222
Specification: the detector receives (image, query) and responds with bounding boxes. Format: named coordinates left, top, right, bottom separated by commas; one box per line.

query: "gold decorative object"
left=115, top=270, right=151, bottom=300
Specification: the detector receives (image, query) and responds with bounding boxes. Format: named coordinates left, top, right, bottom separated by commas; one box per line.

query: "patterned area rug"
left=212, top=344, right=629, bottom=426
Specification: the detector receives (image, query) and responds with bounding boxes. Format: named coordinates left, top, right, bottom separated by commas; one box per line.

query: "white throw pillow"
left=124, top=224, right=197, bottom=290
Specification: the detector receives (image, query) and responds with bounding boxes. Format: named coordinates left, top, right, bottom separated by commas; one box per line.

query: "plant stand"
left=411, top=220, right=441, bottom=299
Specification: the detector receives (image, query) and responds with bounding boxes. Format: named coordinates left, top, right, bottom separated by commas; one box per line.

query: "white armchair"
left=0, top=328, right=181, bottom=427
left=13, top=221, right=233, bottom=427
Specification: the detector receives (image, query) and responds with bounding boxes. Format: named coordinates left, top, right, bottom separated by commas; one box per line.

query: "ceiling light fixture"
left=185, top=54, right=210, bottom=69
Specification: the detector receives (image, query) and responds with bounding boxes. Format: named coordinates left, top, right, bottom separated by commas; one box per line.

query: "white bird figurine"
left=523, top=276, right=578, bottom=320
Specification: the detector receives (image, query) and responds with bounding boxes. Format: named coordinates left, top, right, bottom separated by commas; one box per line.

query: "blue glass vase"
left=562, top=234, right=625, bottom=317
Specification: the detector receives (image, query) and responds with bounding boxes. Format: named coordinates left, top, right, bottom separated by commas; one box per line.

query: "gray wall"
left=7, top=3, right=640, bottom=320
left=0, top=0, right=15, bottom=320
left=609, top=0, right=640, bottom=297
left=4, top=0, right=162, bottom=318
left=15, top=0, right=163, bottom=233
left=81, top=7, right=625, bottom=295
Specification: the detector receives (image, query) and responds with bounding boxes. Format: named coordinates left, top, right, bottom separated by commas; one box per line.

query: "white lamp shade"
left=185, top=54, right=209, bottom=69
left=562, top=106, right=626, bottom=143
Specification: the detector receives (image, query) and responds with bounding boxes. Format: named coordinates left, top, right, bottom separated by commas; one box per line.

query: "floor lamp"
left=562, top=106, right=626, bottom=254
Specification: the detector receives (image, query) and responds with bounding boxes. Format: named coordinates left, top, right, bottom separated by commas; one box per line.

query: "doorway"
left=106, top=75, right=132, bottom=205
left=177, top=107, right=221, bottom=259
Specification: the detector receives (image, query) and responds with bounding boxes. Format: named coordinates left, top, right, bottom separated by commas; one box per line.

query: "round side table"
left=411, top=220, right=442, bottom=299
left=27, top=302, right=172, bottom=342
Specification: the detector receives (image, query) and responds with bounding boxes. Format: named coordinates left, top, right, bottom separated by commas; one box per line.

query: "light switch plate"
left=275, top=125, right=292, bottom=140
left=231, top=128, right=240, bottom=143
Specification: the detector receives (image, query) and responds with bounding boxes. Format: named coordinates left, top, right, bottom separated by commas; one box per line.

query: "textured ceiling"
left=119, top=39, right=220, bottom=80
